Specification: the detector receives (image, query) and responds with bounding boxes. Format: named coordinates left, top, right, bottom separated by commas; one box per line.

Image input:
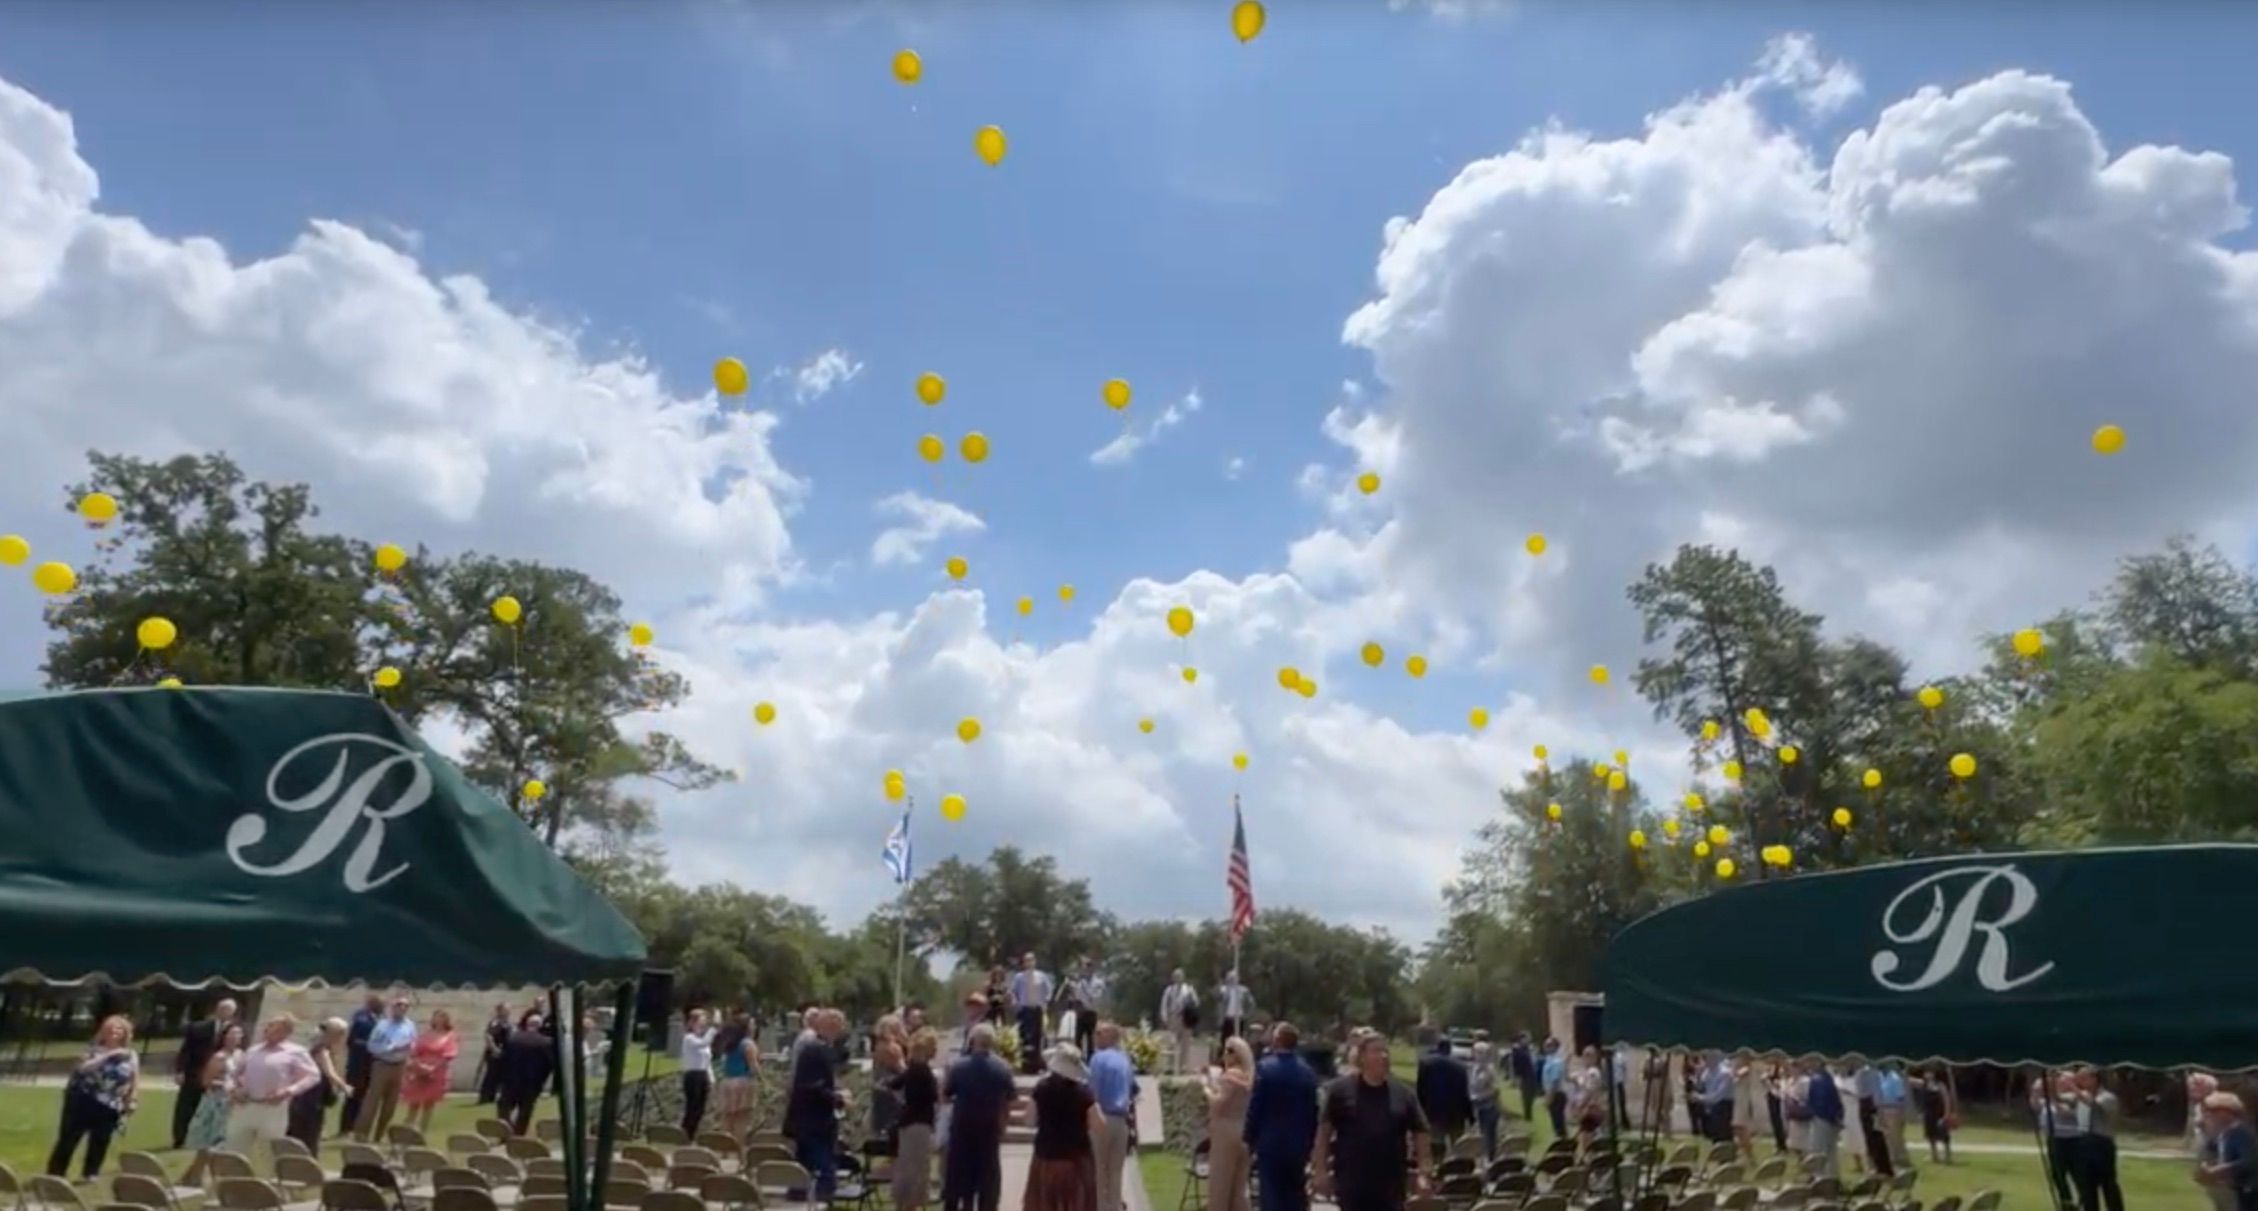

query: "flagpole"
left=893, top=796, right=913, bottom=1011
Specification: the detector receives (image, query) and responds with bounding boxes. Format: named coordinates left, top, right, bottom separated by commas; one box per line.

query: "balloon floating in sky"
left=1181, top=666, right=1199, bottom=684
left=1722, top=759, right=1742, bottom=782
left=32, top=561, right=75, bottom=595
left=883, top=769, right=907, bottom=802
left=78, top=492, right=118, bottom=526
left=714, top=358, right=750, bottom=397
left=491, top=596, right=522, bottom=625
left=1589, top=664, right=1610, bottom=685
left=2012, top=628, right=2045, bottom=658
left=1295, top=677, right=1317, bottom=698
left=1360, top=642, right=1384, bottom=668
left=157, top=677, right=183, bottom=689
left=1059, top=584, right=1076, bottom=604
left=1662, top=818, right=1681, bottom=839
left=1138, top=718, right=1154, bottom=734
left=1949, top=752, right=1977, bottom=779
left=1231, top=0, right=1266, bottom=42
left=1533, top=744, right=1548, bottom=762
left=1700, top=718, right=1720, bottom=742
left=891, top=49, right=923, bottom=84
left=1693, top=840, right=1711, bottom=858
left=628, top=622, right=655, bottom=648
left=1405, top=655, right=1427, bottom=679
left=523, top=779, right=547, bottom=801
left=374, top=543, right=407, bottom=573
left=1525, top=533, right=1547, bottom=557
left=1545, top=802, right=1562, bottom=822
left=1356, top=472, right=1380, bottom=495
left=136, top=617, right=177, bottom=651
left=1862, top=768, right=1883, bottom=790
left=754, top=702, right=778, bottom=726
left=1277, top=666, right=1300, bottom=690
left=1103, top=379, right=1132, bottom=411
left=1628, top=830, right=1646, bottom=850
left=1917, top=685, right=1945, bottom=710
left=973, top=125, right=1008, bottom=166
left=916, top=373, right=947, bottom=406
left=1016, top=596, right=1034, bottom=618
left=1833, top=806, right=1854, bottom=828
left=1468, top=707, right=1489, bottom=732
left=1166, top=606, right=1195, bottom=639
left=374, top=666, right=402, bottom=689
left=1613, top=748, right=1629, bottom=767
left=1744, top=707, right=1772, bottom=738
left=1779, top=745, right=1800, bottom=765
left=0, top=534, right=26, bottom=566
left=918, top=434, right=946, bottom=463
left=2091, top=423, right=2125, bottom=455
left=1232, top=752, right=1248, bottom=771
left=1607, top=771, right=1627, bottom=792
left=946, top=556, right=969, bottom=581
left=1716, top=858, right=1737, bottom=879
left=957, top=717, right=982, bottom=744
left=961, top=433, right=990, bottom=464
left=1683, top=792, right=1704, bottom=812
left=940, top=793, right=967, bottom=822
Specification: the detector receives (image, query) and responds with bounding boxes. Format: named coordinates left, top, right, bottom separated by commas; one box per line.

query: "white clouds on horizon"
left=792, top=347, right=864, bottom=403
left=1090, top=389, right=1204, bottom=467
left=869, top=491, right=985, bottom=567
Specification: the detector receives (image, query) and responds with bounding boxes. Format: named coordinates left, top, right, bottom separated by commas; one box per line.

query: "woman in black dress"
left=1022, top=1046, right=1101, bottom=1211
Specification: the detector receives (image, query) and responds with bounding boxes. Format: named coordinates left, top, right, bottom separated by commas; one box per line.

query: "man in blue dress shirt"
left=353, top=996, right=417, bottom=1141
left=1539, top=1039, right=1567, bottom=1139
left=1089, top=1023, right=1136, bottom=1211
left=1244, top=1022, right=1320, bottom=1211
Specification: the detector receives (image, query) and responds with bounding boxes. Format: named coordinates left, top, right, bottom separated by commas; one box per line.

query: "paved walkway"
left=995, top=1140, right=1154, bottom=1211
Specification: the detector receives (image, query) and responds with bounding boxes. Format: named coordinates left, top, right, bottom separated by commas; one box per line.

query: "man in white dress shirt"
left=1217, top=971, right=1254, bottom=1046
left=226, top=1015, right=321, bottom=1165
left=1159, top=970, right=1200, bottom=1074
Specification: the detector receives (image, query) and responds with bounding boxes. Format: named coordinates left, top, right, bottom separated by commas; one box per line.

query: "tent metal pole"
left=1602, top=1045, right=1622, bottom=1204
left=590, top=981, right=637, bottom=1207
left=558, top=989, right=585, bottom=1211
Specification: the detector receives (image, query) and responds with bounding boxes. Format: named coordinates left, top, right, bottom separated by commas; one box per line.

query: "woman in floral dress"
left=182, top=1024, right=245, bottom=1183
left=47, top=1015, right=140, bottom=1180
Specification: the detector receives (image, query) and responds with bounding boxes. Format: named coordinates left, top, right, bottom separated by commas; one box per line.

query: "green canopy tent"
left=0, top=686, right=651, bottom=1211
left=1602, top=845, right=2258, bottom=1206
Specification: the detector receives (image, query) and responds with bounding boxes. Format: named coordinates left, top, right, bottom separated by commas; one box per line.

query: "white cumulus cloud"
left=1090, top=389, right=1204, bottom=467
left=870, top=492, right=985, bottom=568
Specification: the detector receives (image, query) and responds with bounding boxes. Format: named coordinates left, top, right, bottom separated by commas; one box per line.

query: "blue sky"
left=3, top=2, right=2257, bottom=929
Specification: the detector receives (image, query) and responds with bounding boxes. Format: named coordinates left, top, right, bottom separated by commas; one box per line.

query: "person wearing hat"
left=1023, top=1043, right=1103, bottom=1211
left=2198, top=1092, right=2257, bottom=1211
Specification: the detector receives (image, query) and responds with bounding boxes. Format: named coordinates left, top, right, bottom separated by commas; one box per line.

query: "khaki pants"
left=1880, top=1106, right=1910, bottom=1168
left=1170, top=1028, right=1193, bottom=1074
left=1095, top=1116, right=1130, bottom=1211
left=224, top=1101, right=291, bottom=1165
left=355, top=1061, right=405, bottom=1139
left=1207, top=1132, right=1252, bottom=1211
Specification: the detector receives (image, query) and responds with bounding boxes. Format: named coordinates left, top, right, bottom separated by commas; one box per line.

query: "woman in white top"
left=679, top=1008, right=717, bottom=1137
left=1782, top=1068, right=1813, bottom=1156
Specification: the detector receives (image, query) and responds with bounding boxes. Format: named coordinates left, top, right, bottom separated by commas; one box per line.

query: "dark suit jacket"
left=786, top=1037, right=840, bottom=1141
left=1417, top=1052, right=1474, bottom=1134
left=500, top=1028, right=555, bottom=1097
left=1243, top=1049, right=1320, bottom=1160
left=175, top=1017, right=222, bottom=1087
left=1508, top=1043, right=1538, bottom=1089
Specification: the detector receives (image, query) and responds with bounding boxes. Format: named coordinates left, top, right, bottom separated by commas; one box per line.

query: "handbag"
left=1182, top=1003, right=1201, bottom=1029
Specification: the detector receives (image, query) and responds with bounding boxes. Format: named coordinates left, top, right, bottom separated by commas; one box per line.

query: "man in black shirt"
left=496, top=1011, right=557, bottom=1137
left=1415, top=1038, right=1472, bottom=1163
left=1507, top=1033, right=1539, bottom=1123
left=1315, top=1035, right=1430, bottom=1211
left=476, top=1003, right=512, bottom=1105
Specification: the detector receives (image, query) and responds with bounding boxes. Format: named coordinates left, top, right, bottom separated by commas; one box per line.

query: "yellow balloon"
left=2012, top=628, right=2044, bottom=658
left=1779, top=745, right=1800, bottom=765
left=957, top=717, right=982, bottom=744
left=523, top=779, right=547, bottom=801
left=2092, top=423, right=2125, bottom=455
left=1017, top=596, right=1034, bottom=617
left=1693, top=840, right=1711, bottom=858
left=1607, top=771, right=1627, bottom=792
left=916, top=373, right=947, bottom=406
left=78, top=492, right=118, bottom=525
left=946, top=556, right=969, bottom=581
left=491, top=596, right=522, bottom=625
left=883, top=770, right=906, bottom=802
left=1707, top=825, right=1729, bottom=846
left=31, top=561, right=75, bottom=595
left=1917, top=685, right=1945, bottom=710
left=714, top=357, right=750, bottom=397
left=1296, top=677, right=1317, bottom=698
left=1533, top=744, right=1549, bottom=762
left=1628, top=830, right=1646, bottom=850
left=973, top=124, right=1008, bottom=166
left=940, top=793, right=967, bottom=822
left=1700, top=719, right=1720, bottom=742
left=1232, top=752, right=1248, bottom=771
left=1231, top=0, right=1266, bottom=42
left=1589, top=664, right=1610, bottom=685
left=1103, top=379, right=1132, bottom=411
left=918, top=433, right=946, bottom=463
left=754, top=702, right=778, bottom=726
left=891, top=49, right=923, bottom=84
left=1181, top=666, right=1199, bottom=684
left=1058, top=584, right=1076, bottom=604
left=1468, top=707, right=1490, bottom=732
left=1593, top=763, right=1612, bottom=781
left=1406, top=654, right=1428, bottom=679
left=1950, top=752, right=1977, bottom=779
left=628, top=622, right=655, bottom=647
left=136, top=617, right=177, bottom=651
left=1683, top=792, right=1704, bottom=812
left=1277, top=666, right=1301, bottom=690
left=374, top=666, right=402, bottom=689
left=1716, top=858, right=1737, bottom=879
left=1525, top=533, right=1547, bottom=556
left=156, top=677, right=183, bottom=689
left=1138, top=718, right=1154, bottom=734
left=1545, top=802, right=1562, bottom=822
left=961, top=432, right=990, bottom=464
left=1356, top=472, right=1380, bottom=495
left=1744, top=707, right=1771, bottom=737
left=1833, top=806, right=1853, bottom=828
left=1722, top=760, right=1742, bottom=782
left=0, top=534, right=26, bottom=566
left=1167, top=606, right=1195, bottom=639
left=1613, top=749, right=1629, bottom=767
left=1360, top=642, right=1384, bottom=667
left=373, top=543, right=407, bottom=573
left=1662, top=818, right=1681, bottom=838
left=1862, top=768, right=1882, bottom=790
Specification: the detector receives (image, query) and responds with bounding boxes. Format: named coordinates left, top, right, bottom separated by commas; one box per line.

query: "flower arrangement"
left=1123, top=1027, right=1165, bottom=1075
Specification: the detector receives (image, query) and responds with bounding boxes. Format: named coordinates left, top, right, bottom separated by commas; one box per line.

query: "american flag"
left=882, top=807, right=913, bottom=886
left=1227, top=796, right=1256, bottom=940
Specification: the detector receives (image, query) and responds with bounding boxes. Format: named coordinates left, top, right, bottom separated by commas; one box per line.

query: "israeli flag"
left=882, top=808, right=913, bottom=885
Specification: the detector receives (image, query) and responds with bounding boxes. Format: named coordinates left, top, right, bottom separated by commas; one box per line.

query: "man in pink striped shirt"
left=224, top=1014, right=322, bottom=1163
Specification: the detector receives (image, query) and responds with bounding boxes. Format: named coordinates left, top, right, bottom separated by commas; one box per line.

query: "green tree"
left=900, top=847, right=1115, bottom=972
left=2024, top=654, right=2258, bottom=845
left=2104, top=536, right=2258, bottom=676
